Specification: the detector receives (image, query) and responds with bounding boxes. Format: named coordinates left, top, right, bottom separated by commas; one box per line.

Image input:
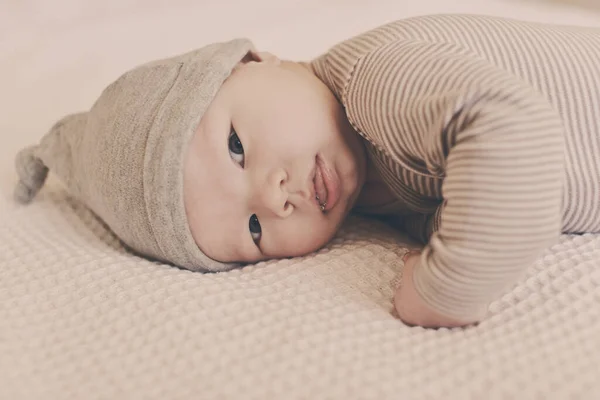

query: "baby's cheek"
left=279, top=216, right=335, bottom=257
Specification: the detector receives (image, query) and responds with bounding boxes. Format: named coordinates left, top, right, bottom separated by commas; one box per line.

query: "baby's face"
left=183, top=54, right=366, bottom=263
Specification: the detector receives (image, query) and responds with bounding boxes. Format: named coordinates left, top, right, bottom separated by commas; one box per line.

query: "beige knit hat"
left=14, top=39, right=254, bottom=272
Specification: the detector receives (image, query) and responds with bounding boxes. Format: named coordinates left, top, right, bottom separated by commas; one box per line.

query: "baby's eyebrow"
left=239, top=225, right=264, bottom=263
left=255, top=239, right=264, bottom=258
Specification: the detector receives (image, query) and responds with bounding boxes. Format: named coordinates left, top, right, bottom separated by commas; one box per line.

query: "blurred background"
left=1, top=0, right=599, bottom=188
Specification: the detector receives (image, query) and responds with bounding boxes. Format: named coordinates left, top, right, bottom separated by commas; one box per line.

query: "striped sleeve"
left=341, top=40, right=566, bottom=320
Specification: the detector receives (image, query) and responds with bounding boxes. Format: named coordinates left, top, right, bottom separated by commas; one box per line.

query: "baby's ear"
left=245, top=49, right=282, bottom=65
left=252, top=50, right=281, bottom=65
left=233, top=49, right=281, bottom=72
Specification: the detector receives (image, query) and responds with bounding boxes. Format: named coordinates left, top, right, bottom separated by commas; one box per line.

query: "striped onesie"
left=310, top=14, right=600, bottom=321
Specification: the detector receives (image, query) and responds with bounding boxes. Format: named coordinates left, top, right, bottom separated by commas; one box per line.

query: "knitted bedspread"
left=1, top=182, right=599, bottom=399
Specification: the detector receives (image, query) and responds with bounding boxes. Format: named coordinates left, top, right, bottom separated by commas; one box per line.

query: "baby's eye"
left=249, top=214, right=262, bottom=243
left=228, top=129, right=245, bottom=167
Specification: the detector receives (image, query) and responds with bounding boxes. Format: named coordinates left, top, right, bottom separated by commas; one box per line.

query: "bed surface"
left=1, top=1, right=599, bottom=399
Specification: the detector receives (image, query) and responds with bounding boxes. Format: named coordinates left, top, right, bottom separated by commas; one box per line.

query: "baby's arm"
left=347, top=40, right=565, bottom=326
left=395, top=250, right=470, bottom=327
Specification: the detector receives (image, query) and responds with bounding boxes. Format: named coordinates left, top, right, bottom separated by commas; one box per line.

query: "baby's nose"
left=255, top=168, right=293, bottom=218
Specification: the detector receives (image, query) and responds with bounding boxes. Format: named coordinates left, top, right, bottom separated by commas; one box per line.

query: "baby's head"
left=14, top=39, right=366, bottom=272
left=184, top=50, right=366, bottom=264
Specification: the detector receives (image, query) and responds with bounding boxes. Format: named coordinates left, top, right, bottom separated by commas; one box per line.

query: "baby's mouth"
left=315, top=194, right=326, bottom=211
left=314, top=165, right=327, bottom=212
left=314, top=154, right=341, bottom=213
left=311, top=154, right=341, bottom=213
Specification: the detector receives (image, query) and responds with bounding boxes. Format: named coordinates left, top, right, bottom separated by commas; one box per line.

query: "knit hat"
left=14, top=39, right=254, bottom=272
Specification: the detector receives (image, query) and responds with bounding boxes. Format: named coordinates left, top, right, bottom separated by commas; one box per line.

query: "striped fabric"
left=311, top=14, right=600, bottom=321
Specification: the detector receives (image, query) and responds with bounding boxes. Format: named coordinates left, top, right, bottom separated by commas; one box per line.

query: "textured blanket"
left=2, top=185, right=600, bottom=399
left=1, top=0, right=599, bottom=399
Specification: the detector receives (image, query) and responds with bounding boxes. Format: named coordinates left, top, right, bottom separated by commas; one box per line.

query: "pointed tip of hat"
left=14, top=146, right=48, bottom=204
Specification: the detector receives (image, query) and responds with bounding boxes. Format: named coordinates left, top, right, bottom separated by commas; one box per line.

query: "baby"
left=15, top=14, right=600, bottom=328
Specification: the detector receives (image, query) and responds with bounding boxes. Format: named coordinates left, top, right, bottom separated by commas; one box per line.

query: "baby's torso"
left=313, top=14, right=600, bottom=235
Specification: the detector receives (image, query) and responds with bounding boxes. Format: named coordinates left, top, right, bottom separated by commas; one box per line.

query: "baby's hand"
left=394, top=251, right=477, bottom=328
